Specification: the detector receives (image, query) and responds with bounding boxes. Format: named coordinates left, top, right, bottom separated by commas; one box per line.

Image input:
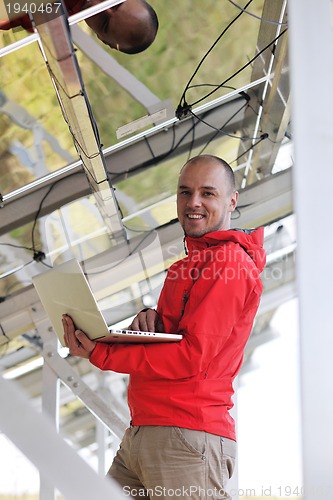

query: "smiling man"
left=63, top=154, right=266, bottom=499
left=0, top=0, right=158, bottom=54
left=177, top=155, right=239, bottom=238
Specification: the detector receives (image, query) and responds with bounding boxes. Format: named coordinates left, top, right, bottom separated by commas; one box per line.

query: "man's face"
left=176, top=159, right=238, bottom=238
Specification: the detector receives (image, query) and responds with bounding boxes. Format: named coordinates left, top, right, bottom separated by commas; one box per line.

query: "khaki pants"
left=108, top=426, right=236, bottom=499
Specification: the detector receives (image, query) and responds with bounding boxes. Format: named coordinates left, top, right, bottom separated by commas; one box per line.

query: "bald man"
left=63, top=155, right=266, bottom=499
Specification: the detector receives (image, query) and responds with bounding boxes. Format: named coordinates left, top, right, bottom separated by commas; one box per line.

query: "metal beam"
left=32, top=3, right=125, bottom=241
left=0, top=165, right=90, bottom=237
left=236, top=0, right=289, bottom=186
left=0, top=92, right=263, bottom=236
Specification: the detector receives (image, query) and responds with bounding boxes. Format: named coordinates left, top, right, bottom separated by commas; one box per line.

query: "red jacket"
left=0, top=0, right=85, bottom=32
left=90, top=228, right=266, bottom=440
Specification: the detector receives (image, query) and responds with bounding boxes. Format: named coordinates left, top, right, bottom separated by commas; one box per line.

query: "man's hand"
left=129, top=308, right=164, bottom=333
left=62, top=314, right=97, bottom=359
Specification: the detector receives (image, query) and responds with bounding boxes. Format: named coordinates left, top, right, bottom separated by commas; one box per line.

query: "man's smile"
left=186, top=213, right=205, bottom=219
left=185, top=212, right=205, bottom=220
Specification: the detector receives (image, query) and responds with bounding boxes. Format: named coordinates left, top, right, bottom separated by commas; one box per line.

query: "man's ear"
left=229, top=191, right=239, bottom=212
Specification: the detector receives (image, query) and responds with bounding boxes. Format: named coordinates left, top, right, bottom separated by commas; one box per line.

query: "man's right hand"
left=129, top=308, right=165, bottom=333
left=62, top=314, right=96, bottom=359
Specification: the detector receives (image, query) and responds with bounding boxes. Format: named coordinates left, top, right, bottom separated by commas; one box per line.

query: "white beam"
left=288, top=1, right=333, bottom=498
left=0, top=375, right=126, bottom=499
left=39, top=320, right=60, bottom=500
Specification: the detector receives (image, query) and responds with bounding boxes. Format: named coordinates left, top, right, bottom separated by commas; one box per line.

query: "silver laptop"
left=32, top=259, right=183, bottom=346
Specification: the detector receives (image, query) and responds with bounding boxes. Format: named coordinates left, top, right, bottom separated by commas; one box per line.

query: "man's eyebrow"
left=202, top=185, right=218, bottom=190
left=178, top=185, right=218, bottom=190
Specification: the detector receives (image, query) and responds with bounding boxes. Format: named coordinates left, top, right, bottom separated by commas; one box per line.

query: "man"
left=0, top=0, right=158, bottom=54
left=63, top=154, right=266, bottom=499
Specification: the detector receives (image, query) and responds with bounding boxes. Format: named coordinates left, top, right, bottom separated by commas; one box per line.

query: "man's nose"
left=187, top=193, right=202, bottom=208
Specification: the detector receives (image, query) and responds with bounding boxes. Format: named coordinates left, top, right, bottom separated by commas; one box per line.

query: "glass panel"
left=1, top=0, right=264, bottom=196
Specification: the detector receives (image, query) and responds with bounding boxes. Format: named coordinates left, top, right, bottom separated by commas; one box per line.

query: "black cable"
left=39, top=260, right=53, bottom=269
left=0, top=242, right=34, bottom=252
left=143, top=135, right=157, bottom=161
left=176, top=0, right=254, bottom=118
left=1, top=174, right=80, bottom=274
left=109, top=95, right=252, bottom=184
left=187, top=84, right=237, bottom=92
left=31, top=182, right=57, bottom=254
left=231, top=207, right=241, bottom=220
left=230, top=132, right=269, bottom=164
left=47, top=65, right=83, bottom=101
left=195, top=98, right=251, bottom=156
left=109, top=93, right=246, bottom=183
left=110, top=91, right=251, bottom=183
left=123, top=224, right=156, bottom=233
left=182, top=28, right=288, bottom=111
left=189, top=108, right=263, bottom=141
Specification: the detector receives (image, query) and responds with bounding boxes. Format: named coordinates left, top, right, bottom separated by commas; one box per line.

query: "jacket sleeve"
left=89, top=257, right=259, bottom=380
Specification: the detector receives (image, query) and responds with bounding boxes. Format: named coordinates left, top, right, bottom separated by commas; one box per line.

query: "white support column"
left=96, top=419, right=108, bottom=476
left=30, top=304, right=127, bottom=488
left=96, top=372, right=111, bottom=476
left=0, top=376, right=126, bottom=499
left=31, top=308, right=61, bottom=500
left=41, top=343, right=60, bottom=500
left=288, top=1, right=333, bottom=499
left=229, top=378, right=239, bottom=500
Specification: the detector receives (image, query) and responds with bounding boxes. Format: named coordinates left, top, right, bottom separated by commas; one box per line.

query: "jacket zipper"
left=180, top=290, right=189, bottom=320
